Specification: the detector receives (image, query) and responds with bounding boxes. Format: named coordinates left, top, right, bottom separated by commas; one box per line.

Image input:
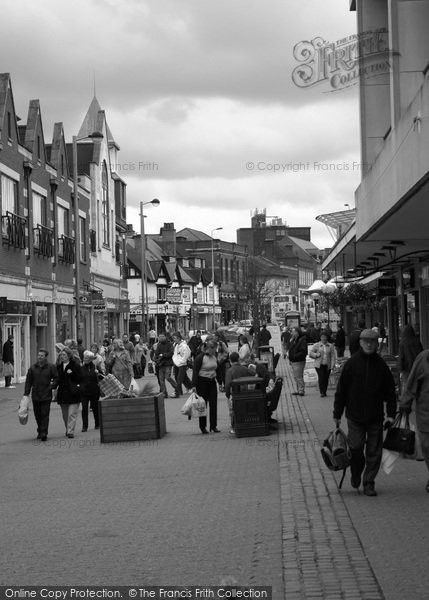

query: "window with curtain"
left=102, top=162, right=110, bottom=246
left=32, top=192, right=46, bottom=227
left=1, top=174, right=18, bottom=215
left=57, top=205, right=68, bottom=237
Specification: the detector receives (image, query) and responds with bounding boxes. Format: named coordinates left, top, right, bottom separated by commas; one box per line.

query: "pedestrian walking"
left=63, top=339, right=82, bottom=364
left=333, top=329, right=396, bottom=496
left=134, top=339, right=148, bottom=377
left=238, top=335, right=252, bottom=366
left=398, top=324, right=423, bottom=395
left=122, top=334, right=136, bottom=363
left=153, top=333, right=176, bottom=398
left=80, top=351, right=102, bottom=431
left=148, top=328, right=157, bottom=349
left=106, top=338, right=134, bottom=390
left=57, top=347, right=83, bottom=439
left=400, top=348, right=429, bottom=492
left=348, top=320, right=366, bottom=355
left=89, top=343, right=106, bottom=375
left=2, top=334, right=15, bottom=388
left=191, top=339, right=220, bottom=434
left=281, top=327, right=291, bottom=359
left=76, top=338, right=85, bottom=362
left=288, top=327, right=307, bottom=396
left=334, top=323, right=346, bottom=358
left=188, top=330, right=203, bottom=359
left=214, top=332, right=229, bottom=392
left=171, top=332, right=192, bottom=398
left=257, top=323, right=272, bottom=348
left=24, top=349, right=58, bottom=441
left=309, top=331, right=336, bottom=397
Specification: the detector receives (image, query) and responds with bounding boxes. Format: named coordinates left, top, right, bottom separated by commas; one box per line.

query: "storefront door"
left=3, top=319, right=28, bottom=383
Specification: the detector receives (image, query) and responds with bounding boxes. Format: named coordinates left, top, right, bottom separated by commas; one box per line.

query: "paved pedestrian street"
left=1, top=329, right=429, bottom=599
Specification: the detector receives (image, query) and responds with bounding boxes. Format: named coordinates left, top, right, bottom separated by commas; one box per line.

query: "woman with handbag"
left=191, top=339, right=220, bottom=434
left=57, top=347, right=83, bottom=438
left=309, top=331, right=336, bottom=397
left=105, top=338, right=134, bottom=390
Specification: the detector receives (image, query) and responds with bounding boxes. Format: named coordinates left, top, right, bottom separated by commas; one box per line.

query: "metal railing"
left=1, top=211, right=26, bottom=249
left=33, top=224, right=53, bottom=258
left=58, top=234, right=75, bottom=264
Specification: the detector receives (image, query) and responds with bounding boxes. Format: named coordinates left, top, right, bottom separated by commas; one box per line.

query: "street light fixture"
left=211, top=227, right=223, bottom=330
left=72, top=131, right=103, bottom=340
left=140, top=199, right=160, bottom=339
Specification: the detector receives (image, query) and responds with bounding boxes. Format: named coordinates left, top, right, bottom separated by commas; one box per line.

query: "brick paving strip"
left=275, top=358, right=385, bottom=600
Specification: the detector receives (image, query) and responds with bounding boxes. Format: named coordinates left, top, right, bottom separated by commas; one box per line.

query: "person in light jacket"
left=288, top=327, right=307, bottom=396
left=106, top=338, right=134, bottom=390
left=171, top=332, right=192, bottom=398
left=56, top=347, right=83, bottom=438
left=309, top=331, right=336, bottom=397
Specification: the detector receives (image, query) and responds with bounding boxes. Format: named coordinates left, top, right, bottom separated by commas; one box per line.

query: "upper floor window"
left=102, top=162, right=110, bottom=246
left=32, top=192, right=46, bottom=228
left=57, top=205, right=69, bottom=237
left=79, top=216, right=86, bottom=262
left=1, top=174, right=18, bottom=215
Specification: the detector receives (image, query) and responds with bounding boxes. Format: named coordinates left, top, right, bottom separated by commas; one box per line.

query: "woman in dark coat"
left=80, top=351, right=102, bottom=431
left=191, top=340, right=220, bottom=434
left=288, top=326, right=308, bottom=396
left=57, top=347, right=83, bottom=438
left=398, top=324, right=423, bottom=396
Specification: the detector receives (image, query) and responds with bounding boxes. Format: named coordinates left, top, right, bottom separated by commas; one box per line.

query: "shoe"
left=299, top=392, right=305, bottom=396
left=201, top=429, right=209, bottom=434
left=37, top=433, right=42, bottom=440
left=41, top=435, right=47, bottom=442
left=229, top=428, right=235, bottom=435
left=66, top=433, right=74, bottom=439
left=351, top=475, right=361, bottom=489
left=81, top=428, right=88, bottom=432
left=291, top=392, right=300, bottom=396
left=363, top=483, right=377, bottom=497
left=210, top=427, right=220, bottom=433
left=269, top=417, right=278, bottom=424
left=6, top=385, right=16, bottom=389
left=320, top=393, right=327, bottom=397
left=169, top=393, right=179, bottom=398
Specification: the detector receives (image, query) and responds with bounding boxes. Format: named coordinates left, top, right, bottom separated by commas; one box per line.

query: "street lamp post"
left=140, top=199, right=160, bottom=340
left=211, top=227, right=223, bottom=330
left=72, top=131, right=103, bottom=340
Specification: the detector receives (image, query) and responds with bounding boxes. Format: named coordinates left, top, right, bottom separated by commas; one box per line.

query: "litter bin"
left=231, top=376, right=270, bottom=438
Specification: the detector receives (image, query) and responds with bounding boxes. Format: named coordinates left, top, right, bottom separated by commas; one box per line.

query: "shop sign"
left=80, top=293, right=93, bottom=305
left=3, top=299, right=32, bottom=315
left=93, top=299, right=106, bottom=311
left=35, top=305, right=48, bottom=326
left=166, top=288, right=182, bottom=303
left=378, top=278, right=396, bottom=297
left=0, top=297, right=7, bottom=314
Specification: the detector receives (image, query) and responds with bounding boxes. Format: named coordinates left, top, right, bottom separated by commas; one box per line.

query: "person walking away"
left=224, top=351, right=250, bottom=433
left=57, top=347, right=83, bottom=438
left=281, top=327, right=291, bottom=359
left=153, top=333, right=176, bottom=398
left=188, top=330, right=203, bottom=360
left=171, top=332, right=192, bottom=398
left=77, top=339, right=85, bottom=362
left=288, top=327, right=308, bottom=396
left=333, top=329, right=396, bottom=496
left=24, top=349, right=58, bottom=441
left=400, top=348, right=429, bottom=492
left=257, top=323, right=272, bottom=348
left=122, top=334, right=136, bottom=364
left=2, top=334, right=15, bottom=388
left=214, top=332, right=229, bottom=392
left=134, top=339, right=148, bottom=377
left=80, top=351, right=102, bottom=431
left=192, top=340, right=220, bottom=434
left=238, top=335, right=252, bottom=366
left=398, top=324, right=423, bottom=396
left=348, top=320, right=366, bottom=355
left=309, top=331, right=336, bottom=397
left=106, top=338, right=134, bottom=390
left=334, top=323, right=346, bottom=358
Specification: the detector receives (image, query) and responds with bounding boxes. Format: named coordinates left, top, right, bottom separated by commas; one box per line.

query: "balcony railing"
left=90, top=229, right=97, bottom=252
left=58, top=234, right=75, bottom=264
left=1, top=211, right=26, bottom=249
left=33, top=224, right=53, bottom=258
left=115, top=240, right=121, bottom=263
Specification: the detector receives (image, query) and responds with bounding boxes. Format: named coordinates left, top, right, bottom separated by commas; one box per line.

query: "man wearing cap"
left=333, top=329, right=396, bottom=496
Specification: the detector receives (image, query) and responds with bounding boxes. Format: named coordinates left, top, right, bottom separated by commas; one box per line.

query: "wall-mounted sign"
left=378, top=278, right=396, bottom=297
left=166, top=288, right=182, bottom=303
left=35, top=305, right=48, bottom=326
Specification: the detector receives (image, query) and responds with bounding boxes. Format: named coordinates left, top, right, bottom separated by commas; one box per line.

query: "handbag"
left=383, top=413, right=415, bottom=455
left=147, top=361, right=155, bottom=374
left=4, top=362, right=14, bottom=377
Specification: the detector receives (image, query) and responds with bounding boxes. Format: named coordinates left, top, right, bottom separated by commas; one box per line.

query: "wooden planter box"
left=99, top=393, right=166, bottom=443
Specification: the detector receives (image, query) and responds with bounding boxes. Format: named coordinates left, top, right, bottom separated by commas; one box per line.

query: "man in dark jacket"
left=333, top=329, right=396, bottom=496
left=153, top=333, right=176, bottom=398
left=24, top=349, right=59, bottom=441
left=188, top=330, right=203, bottom=358
left=257, top=324, right=272, bottom=348
left=348, top=320, right=366, bottom=355
left=2, top=334, right=15, bottom=388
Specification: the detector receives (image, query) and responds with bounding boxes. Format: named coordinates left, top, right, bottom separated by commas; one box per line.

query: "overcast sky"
left=0, top=0, right=361, bottom=249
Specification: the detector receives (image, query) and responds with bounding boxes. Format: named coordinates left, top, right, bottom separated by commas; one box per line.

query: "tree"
left=317, top=283, right=370, bottom=317
left=246, top=257, right=282, bottom=328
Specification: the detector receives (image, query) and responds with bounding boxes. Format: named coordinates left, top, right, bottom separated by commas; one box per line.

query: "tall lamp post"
left=211, top=227, right=223, bottom=330
left=140, top=199, right=160, bottom=340
left=73, top=131, right=103, bottom=340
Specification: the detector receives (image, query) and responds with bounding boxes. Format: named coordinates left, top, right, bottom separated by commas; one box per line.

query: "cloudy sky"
left=0, top=0, right=361, bottom=248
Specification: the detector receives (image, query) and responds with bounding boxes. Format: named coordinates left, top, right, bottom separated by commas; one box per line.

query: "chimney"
left=160, top=222, right=176, bottom=257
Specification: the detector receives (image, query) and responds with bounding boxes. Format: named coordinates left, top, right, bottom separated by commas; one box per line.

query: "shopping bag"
left=18, top=395, right=30, bottom=425
left=180, top=394, right=194, bottom=418
left=147, top=361, right=155, bottom=374
left=99, top=373, right=126, bottom=398
left=4, top=362, right=14, bottom=377
left=190, top=392, right=207, bottom=418
left=383, top=413, right=415, bottom=455
left=381, top=448, right=400, bottom=475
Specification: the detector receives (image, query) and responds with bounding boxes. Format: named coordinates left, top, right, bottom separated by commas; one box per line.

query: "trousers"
left=347, top=419, right=383, bottom=486
left=81, top=396, right=100, bottom=429
left=315, top=365, right=331, bottom=395
left=60, top=403, right=80, bottom=435
left=196, top=376, right=218, bottom=431
left=291, top=361, right=305, bottom=394
left=173, top=365, right=192, bottom=396
left=32, top=400, right=51, bottom=436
